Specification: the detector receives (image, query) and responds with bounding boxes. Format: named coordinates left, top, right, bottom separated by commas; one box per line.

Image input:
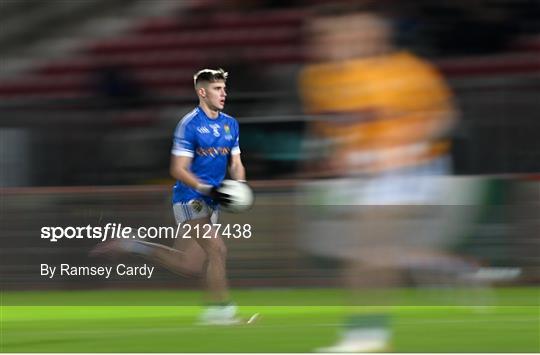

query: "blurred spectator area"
left=0, top=0, right=539, bottom=187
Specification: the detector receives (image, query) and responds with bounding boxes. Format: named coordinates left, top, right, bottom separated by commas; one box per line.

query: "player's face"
left=202, top=81, right=227, bottom=111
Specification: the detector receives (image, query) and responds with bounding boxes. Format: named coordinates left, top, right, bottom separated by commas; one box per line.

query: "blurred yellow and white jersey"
left=300, top=50, right=455, bottom=176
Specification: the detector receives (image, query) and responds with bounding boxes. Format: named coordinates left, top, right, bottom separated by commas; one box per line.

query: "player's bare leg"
left=89, top=229, right=206, bottom=277
left=191, top=220, right=229, bottom=303
left=185, top=217, right=244, bottom=325
left=146, top=237, right=206, bottom=277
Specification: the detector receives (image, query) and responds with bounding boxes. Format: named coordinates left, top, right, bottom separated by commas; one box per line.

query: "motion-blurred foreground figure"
left=299, top=7, right=467, bottom=352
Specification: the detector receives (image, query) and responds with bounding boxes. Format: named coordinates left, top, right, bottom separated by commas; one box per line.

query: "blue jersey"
left=171, top=107, right=241, bottom=204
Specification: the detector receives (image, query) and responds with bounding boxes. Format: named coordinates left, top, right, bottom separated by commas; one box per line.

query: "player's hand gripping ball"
left=212, top=180, right=254, bottom=213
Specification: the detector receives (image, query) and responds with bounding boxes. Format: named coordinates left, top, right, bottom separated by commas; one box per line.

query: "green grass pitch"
left=1, top=288, right=538, bottom=352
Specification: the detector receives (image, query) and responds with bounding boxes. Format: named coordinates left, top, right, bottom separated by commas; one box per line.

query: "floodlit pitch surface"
left=2, top=288, right=538, bottom=352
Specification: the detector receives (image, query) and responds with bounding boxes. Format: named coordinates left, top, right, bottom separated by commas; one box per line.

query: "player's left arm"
left=228, top=153, right=246, bottom=181
left=228, top=120, right=246, bottom=181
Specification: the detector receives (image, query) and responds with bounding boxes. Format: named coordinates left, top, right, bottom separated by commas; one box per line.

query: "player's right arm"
left=169, top=156, right=231, bottom=205
left=170, top=117, right=213, bottom=195
left=169, top=155, right=211, bottom=193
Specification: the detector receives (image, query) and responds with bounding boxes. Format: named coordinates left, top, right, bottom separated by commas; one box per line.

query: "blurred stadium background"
left=0, top=0, right=539, bottom=352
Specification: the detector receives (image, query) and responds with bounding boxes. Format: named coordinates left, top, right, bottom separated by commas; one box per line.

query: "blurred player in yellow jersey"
left=299, top=7, right=461, bottom=352
left=300, top=11, right=455, bottom=179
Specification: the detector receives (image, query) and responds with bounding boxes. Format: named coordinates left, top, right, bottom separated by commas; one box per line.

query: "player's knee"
left=215, top=243, right=228, bottom=260
left=182, top=257, right=206, bottom=278
left=184, top=266, right=204, bottom=278
left=206, top=242, right=227, bottom=260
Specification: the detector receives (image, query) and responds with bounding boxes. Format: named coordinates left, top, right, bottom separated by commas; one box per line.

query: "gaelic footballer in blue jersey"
left=91, top=69, right=247, bottom=325
left=169, top=69, right=246, bottom=324
left=171, top=107, right=241, bottom=207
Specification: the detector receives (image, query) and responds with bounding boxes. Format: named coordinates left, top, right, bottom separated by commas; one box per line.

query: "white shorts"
left=358, top=156, right=451, bottom=205
left=173, top=199, right=219, bottom=225
left=299, top=157, right=457, bottom=261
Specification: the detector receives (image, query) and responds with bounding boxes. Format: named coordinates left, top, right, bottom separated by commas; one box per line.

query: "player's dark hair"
left=193, top=68, right=228, bottom=87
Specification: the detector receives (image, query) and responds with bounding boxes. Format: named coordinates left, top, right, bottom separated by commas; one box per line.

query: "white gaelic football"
left=218, top=179, right=254, bottom=213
